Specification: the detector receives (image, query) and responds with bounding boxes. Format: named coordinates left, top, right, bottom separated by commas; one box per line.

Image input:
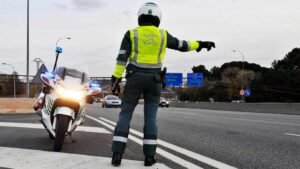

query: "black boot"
left=111, top=153, right=122, bottom=166
left=144, top=156, right=156, bottom=166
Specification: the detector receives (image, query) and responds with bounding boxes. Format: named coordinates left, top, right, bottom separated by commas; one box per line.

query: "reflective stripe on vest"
left=132, top=29, right=139, bottom=63
left=157, top=29, right=165, bottom=64
left=129, top=26, right=167, bottom=69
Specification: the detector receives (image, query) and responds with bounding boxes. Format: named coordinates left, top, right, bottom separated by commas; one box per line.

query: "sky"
left=0, top=0, right=299, bottom=77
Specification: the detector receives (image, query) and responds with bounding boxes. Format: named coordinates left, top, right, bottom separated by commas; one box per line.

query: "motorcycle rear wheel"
left=53, top=115, right=70, bottom=152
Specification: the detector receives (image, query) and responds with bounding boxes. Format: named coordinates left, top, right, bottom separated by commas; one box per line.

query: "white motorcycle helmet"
left=138, top=2, right=162, bottom=27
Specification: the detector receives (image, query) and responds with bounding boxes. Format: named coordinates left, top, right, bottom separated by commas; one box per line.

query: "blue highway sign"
left=166, top=73, right=183, bottom=87
left=187, top=73, right=203, bottom=87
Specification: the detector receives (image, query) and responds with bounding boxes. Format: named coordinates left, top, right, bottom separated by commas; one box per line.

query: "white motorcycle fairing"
left=34, top=67, right=101, bottom=151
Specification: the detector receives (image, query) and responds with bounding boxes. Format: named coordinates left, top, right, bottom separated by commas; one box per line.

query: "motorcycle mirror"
left=56, top=47, right=63, bottom=54
left=87, top=81, right=101, bottom=95
left=89, top=81, right=100, bottom=88
left=40, top=73, right=55, bottom=87
left=87, top=88, right=101, bottom=96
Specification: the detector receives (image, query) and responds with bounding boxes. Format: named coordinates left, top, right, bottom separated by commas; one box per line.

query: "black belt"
left=126, top=64, right=161, bottom=75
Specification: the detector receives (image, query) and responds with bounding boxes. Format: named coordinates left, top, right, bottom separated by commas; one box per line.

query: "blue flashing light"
left=45, top=72, right=55, bottom=78
left=90, top=82, right=100, bottom=88
left=56, top=47, right=63, bottom=53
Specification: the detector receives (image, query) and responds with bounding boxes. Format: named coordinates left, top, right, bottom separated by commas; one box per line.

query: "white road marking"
left=167, top=111, right=300, bottom=127
left=284, top=133, right=300, bottom=137
left=0, top=122, right=111, bottom=134
left=0, top=146, right=170, bottom=169
left=76, top=126, right=111, bottom=134
left=86, top=115, right=203, bottom=169
left=97, top=117, right=237, bottom=169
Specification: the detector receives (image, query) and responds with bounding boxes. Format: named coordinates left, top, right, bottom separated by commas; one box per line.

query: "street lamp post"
left=56, top=37, right=71, bottom=48
left=53, top=37, right=71, bottom=71
left=2, top=63, right=16, bottom=98
left=33, top=58, right=43, bottom=73
left=233, top=50, right=245, bottom=101
left=26, top=0, right=30, bottom=98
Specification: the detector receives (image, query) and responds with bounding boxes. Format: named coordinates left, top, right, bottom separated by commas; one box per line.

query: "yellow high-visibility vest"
left=113, top=26, right=200, bottom=78
left=129, top=26, right=167, bottom=69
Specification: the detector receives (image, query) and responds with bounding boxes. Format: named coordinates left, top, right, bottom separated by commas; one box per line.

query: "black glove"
left=196, top=41, right=216, bottom=52
left=111, top=75, right=122, bottom=95
left=160, top=67, right=167, bottom=89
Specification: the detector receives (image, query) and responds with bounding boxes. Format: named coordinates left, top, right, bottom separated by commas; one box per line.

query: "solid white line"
left=76, top=126, right=111, bottom=134
left=86, top=115, right=203, bottom=169
left=0, top=122, right=110, bottom=134
left=99, top=117, right=237, bottom=169
left=285, top=133, right=300, bottom=137
left=0, top=122, right=43, bottom=129
left=0, top=146, right=170, bottom=169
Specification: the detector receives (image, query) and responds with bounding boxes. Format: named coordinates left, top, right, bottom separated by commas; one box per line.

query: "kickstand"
left=68, top=133, right=78, bottom=143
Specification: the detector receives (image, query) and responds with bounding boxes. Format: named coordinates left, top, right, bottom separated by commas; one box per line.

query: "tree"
left=180, top=48, right=300, bottom=102
left=210, top=66, right=221, bottom=80
left=192, top=65, right=210, bottom=77
left=272, top=48, right=300, bottom=70
left=249, top=48, right=300, bottom=102
left=218, top=62, right=259, bottom=100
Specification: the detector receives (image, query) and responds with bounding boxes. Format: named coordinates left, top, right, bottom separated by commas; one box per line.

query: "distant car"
left=231, top=100, right=245, bottom=103
left=159, top=97, right=169, bottom=108
left=94, top=97, right=102, bottom=103
left=102, top=95, right=121, bottom=108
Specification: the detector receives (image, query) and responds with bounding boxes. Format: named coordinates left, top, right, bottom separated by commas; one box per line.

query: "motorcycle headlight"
left=56, top=85, right=85, bottom=101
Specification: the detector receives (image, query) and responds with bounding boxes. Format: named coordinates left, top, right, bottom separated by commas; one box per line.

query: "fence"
left=0, top=74, right=178, bottom=99
left=0, top=74, right=42, bottom=98
left=0, top=75, right=118, bottom=98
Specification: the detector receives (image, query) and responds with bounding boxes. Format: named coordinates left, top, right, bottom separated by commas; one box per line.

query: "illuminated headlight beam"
left=56, top=86, right=85, bottom=100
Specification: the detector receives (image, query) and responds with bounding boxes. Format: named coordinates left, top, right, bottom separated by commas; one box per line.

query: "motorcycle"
left=33, top=46, right=101, bottom=152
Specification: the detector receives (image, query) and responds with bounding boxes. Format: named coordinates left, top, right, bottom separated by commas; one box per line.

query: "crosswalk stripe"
left=98, top=117, right=237, bottom=169
left=0, top=122, right=111, bottom=134
left=86, top=115, right=204, bottom=169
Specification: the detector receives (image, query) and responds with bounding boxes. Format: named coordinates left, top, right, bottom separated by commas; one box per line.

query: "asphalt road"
left=87, top=104, right=300, bottom=169
left=1, top=104, right=300, bottom=169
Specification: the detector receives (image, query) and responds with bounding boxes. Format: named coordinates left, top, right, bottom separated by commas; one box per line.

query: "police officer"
left=111, top=2, right=215, bottom=166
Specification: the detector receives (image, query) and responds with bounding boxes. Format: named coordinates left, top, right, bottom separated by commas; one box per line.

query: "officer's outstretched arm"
left=166, top=31, right=215, bottom=52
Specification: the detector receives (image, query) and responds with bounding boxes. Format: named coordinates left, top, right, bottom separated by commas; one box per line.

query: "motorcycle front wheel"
left=53, top=115, right=70, bottom=152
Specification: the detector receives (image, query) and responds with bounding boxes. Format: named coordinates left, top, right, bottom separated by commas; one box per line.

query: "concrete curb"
left=0, top=146, right=171, bottom=169
left=0, top=109, right=34, bottom=115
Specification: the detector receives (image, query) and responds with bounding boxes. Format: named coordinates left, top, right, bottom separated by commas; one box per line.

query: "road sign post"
left=187, top=73, right=204, bottom=102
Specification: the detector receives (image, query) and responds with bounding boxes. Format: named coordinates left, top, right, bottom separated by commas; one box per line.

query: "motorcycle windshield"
left=55, top=67, right=90, bottom=82
left=55, top=67, right=90, bottom=89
